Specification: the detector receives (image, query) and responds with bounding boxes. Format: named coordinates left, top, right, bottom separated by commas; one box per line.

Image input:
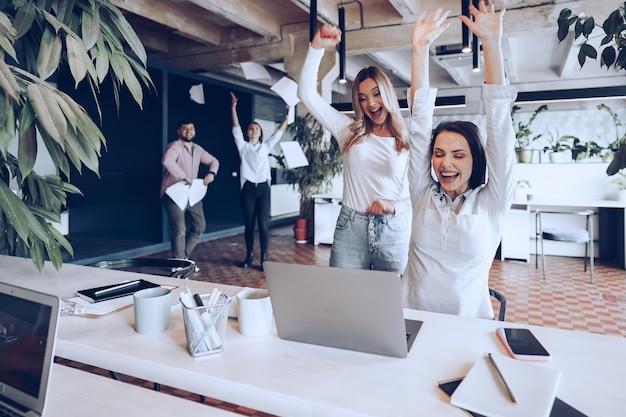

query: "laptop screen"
left=0, top=283, right=60, bottom=416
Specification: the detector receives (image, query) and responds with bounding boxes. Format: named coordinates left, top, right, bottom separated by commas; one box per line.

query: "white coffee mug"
left=133, top=287, right=171, bottom=334
left=236, top=288, right=272, bottom=336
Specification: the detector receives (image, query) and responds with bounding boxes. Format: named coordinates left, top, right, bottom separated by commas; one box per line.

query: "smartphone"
left=496, top=327, right=551, bottom=361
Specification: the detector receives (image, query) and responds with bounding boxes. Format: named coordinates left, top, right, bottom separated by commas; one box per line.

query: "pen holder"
left=181, top=293, right=231, bottom=357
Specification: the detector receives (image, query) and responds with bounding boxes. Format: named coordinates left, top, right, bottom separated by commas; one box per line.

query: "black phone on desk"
left=496, top=327, right=551, bottom=361
left=438, top=377, right=588, bottom=417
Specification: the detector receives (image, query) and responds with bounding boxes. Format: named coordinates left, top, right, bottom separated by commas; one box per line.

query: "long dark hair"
left=431, top=121, right=486, bottom=189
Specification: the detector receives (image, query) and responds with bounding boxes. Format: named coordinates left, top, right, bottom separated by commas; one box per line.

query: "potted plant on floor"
left=279, top=113, right=343, bottom=242
left=512, top=104, right=548, bottom=163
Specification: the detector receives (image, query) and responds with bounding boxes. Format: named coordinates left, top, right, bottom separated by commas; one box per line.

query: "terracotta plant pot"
left=293, top=218, right=308, bottom=243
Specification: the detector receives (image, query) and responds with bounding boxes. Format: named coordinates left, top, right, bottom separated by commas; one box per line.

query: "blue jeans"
left=162, top=195, right=206, bottom=259
left=329, top=205, right=410, bottom=275
left=240, top=181, right=270, bottom=255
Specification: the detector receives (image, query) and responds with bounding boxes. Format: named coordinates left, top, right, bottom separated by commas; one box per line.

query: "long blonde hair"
left=342, top=66, right=409, bottom=154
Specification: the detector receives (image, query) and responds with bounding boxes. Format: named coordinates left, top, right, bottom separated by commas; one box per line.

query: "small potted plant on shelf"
left=571, top=138, right=604, bottom=162
left=609, top=169, right=626, bottom=202
left=543, top=128, right=575, bottom=163
left=512, top=104, right=548, bottom=163
left=515, top=179, right=533, bottom=201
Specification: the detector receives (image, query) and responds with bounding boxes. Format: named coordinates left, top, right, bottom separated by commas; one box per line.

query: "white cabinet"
left=501, top=205, right=530, bottom=261
left=313, top=195, right=342, bottom=245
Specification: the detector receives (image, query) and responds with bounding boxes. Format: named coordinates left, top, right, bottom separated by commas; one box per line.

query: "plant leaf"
left=0, top=180, right=51, bottom=244
left=0, top=95, right=14, bottom=158
left=12, top=0, right=36, bottom=38
left=0, top=60, right=21, bottom=100
left=37, top=26, right=63, bottom=80
left=601, top=46, right=617, bottom=69
left=27, top=83, right=68, bottom=143
left=104, top=4, right=147, bottom=64
left=81, top=6, right=100, bottom=50
left=17, top=125, right=36, bottom=178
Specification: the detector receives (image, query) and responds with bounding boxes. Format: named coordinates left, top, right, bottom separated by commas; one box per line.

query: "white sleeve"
left=298, top=45, right=352, bottom=146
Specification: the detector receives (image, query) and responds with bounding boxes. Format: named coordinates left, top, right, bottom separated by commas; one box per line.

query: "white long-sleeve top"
left=402, top=84, right=517, bottom=319
left=232, top=126, right=284, bottom=188
left=298, top=46, right=410, bottom=214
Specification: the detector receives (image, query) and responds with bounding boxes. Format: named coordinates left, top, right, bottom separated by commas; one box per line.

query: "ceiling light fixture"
left=338, top=5, right=347, bottom=84
left=471, top=0, right=480, bottom=71
left=461, top=0, right=471, bottom=53
left=310, top=0, right=317, bottom=42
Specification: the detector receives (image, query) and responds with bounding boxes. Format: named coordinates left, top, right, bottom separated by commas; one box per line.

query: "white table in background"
left=3, top=255, right=625, bottom=417
left=46, top=364, right=235, bottom=416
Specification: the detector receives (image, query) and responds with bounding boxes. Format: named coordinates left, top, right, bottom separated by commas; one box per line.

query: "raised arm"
left=410, top=8, right=451, bottom=107
left=230, top=92, right=240, bottom=127
left=458, top=0, right=506, bottom=86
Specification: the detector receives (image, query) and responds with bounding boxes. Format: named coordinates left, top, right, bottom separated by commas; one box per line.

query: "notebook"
left=0, top=282, right=60, bottom=417
left=450, top=354, right=562, bottom=417
left=263, top=262, right=423, bottom=358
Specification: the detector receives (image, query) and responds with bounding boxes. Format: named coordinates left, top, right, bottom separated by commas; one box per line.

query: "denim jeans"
left=162, top=195, right=206, bottom=259
left=329, top=205, right=410, bottom=275
left=240, top=180, right=270, bottom=255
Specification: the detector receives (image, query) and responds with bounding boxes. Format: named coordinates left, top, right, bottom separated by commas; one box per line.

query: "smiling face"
left=247, top=123, right=262, bottom=143
left=432, top=130, right=474, bottom=201
left=357, top=78, right=389, bottom=128
left=177, top=123, right=195, bottom=142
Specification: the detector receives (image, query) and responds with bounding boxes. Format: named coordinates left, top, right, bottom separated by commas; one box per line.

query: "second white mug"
left=236, top=288, right=273, bottom=336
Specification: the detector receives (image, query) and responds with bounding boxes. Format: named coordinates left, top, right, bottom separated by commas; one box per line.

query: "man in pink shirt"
left=161, top=120, right=220, bottom=261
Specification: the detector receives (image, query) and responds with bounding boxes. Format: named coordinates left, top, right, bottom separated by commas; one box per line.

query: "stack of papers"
left=450, top=355, right=562, bottom=417
left=165, top=179, right=208, bottom=210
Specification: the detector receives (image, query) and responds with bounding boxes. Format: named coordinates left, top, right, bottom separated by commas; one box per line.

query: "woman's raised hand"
left=412, top=8, right=452, bottom=50
left=312, top=24, right=342, bottom=49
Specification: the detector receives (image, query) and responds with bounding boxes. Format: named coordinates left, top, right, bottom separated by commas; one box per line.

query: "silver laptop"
left=0, top=282, right=60, bottom=417
left=263, top=262, right=423, bottom=358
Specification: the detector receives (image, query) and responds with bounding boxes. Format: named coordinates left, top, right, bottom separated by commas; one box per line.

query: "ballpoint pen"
left=487, top=353, right=517, bottom=403
left=94, top=280, right=141, bottom=296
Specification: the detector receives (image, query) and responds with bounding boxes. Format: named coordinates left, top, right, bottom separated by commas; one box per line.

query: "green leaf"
left=27, top=83, right=68, bottom=143
left=601, top=46, right=617, bottom=69
left=37, top=26, right=63, bottom=80
left=81, top=6, right=100, bottom=50
left=13, top=1, right=36, bottom=38
left=557, top=20, right=569, bottom=43
left=0, top=60, right=21, bottom=100
left=581, top=17, right=595, bottom=37
left=104, top=4, right=147, bottom=64
left=65, top=34, right=90, bottom=86
left=17, top=125, right=36, bottom=178
left=0, top=97, right=14, bottom=158
left=39, top=129, right=70, bottom=178
left=0, top=33, right=17, bottom=62
left=0, top=180, right=50, bottom=244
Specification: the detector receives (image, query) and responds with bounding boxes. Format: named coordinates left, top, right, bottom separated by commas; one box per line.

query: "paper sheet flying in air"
left=166, top=179, right=208, bottom=210
left=271, top=77, right=300, bottom=108
left=280, top=141, right=308, bottom=169
left=241, top=62, right=271, bottom=80
left=189, top=84, right=205, bottom=104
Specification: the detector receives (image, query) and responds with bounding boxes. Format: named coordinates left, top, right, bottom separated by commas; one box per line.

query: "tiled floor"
left=60, top=224, right=626, bottom=416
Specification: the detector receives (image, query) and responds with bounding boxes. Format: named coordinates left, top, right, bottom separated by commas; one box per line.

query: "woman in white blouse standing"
left=298, top=26, right=411, bottom=275
left=231, top=92, right=289, bottom=268
left=404, top=2, right=517, bottom=318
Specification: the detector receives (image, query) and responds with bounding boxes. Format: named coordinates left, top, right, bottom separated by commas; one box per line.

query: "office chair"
left=89, top=258, right=196, bottom=279
left=535, top=209, right=594, bottom=283
left=489, top=288, right=507, bottom=321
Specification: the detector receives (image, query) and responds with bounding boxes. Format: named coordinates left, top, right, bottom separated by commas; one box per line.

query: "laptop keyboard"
left=0, top=404, right=23, bottom=417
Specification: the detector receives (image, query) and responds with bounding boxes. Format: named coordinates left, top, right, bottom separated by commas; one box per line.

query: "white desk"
left=3, top=256, right=625, bottom=417
left=47, top=364, right=235, bottom=416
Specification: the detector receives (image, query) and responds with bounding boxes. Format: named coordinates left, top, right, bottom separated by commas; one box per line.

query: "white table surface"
left=46, top=363, right=235, bottom=416
left=3, top=255, right=625, bottom=417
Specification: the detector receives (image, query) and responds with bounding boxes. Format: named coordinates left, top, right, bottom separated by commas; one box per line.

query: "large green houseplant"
left=557, top=3, right=626, bottom=175
left=0, top=1, right=153, bottom=271
left=279, top=113, right=342, bottom=225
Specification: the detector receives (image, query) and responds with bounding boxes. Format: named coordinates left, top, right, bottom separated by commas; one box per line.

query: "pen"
left=487, top=353, right=517, bottom=403
left=94, top=280, right=141, bottom=296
